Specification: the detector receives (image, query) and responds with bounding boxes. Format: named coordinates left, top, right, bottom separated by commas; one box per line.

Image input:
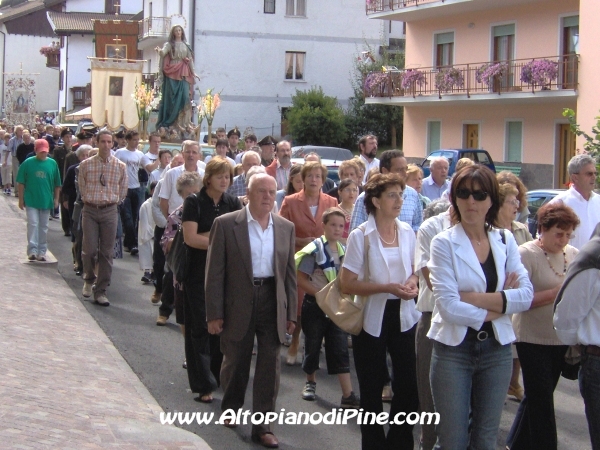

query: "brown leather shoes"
left=252, top=432, right=279, bottom=448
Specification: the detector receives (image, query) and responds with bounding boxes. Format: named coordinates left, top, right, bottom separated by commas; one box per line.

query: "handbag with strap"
left=166, top=193, right=200, bottom=282
left=167, top=226, right=188, bottom=281
left=315, top=224, right=369, bottom=336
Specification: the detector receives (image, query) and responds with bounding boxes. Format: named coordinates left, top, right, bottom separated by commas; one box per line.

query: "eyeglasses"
left=456, top=188, right=488, bottom=201
left=99, top=172, right=106, bottom=187
left=505, top=199, right=520, bottom=207
left=384, top=192, right=404, bottom=201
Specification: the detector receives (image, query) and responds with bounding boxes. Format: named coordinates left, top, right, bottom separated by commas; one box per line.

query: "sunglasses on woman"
left=456, top=188, right=488, bottom=201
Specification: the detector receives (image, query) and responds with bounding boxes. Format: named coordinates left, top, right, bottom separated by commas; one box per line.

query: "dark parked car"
left=420, top=149, right=495, bottom=177
left=526, top=189, right=565, bottom=237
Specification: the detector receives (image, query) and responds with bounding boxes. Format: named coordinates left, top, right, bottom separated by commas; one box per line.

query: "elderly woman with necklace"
left=506, top=203, right=579, bottom=450
left=340, top=173, right=420, bottom=450
left=498, top=183, right=533, bottom=401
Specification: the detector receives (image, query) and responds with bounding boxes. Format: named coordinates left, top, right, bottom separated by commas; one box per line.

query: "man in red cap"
left=16, top=139, right=61, bottom=261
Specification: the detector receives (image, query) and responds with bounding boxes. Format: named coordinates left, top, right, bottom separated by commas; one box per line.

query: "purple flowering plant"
left=475, top=62, right=508, bottom=86
left=401, top=69, right=427, bottom=91
left=520, top=59, right=558, bottom=88
left=364, top=72, right=389, bottom=96
left=435, top=67, right=464, bottom=93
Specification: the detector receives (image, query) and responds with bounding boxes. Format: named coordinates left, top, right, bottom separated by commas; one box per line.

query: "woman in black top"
left=182, top=157, right=242, bottom=403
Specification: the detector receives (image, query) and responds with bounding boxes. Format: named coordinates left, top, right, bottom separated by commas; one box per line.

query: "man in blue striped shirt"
left=350, top=149, right=423, bottom=232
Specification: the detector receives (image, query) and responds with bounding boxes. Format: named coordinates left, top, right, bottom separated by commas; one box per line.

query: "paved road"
left=43, top=208, right=592, bottom=450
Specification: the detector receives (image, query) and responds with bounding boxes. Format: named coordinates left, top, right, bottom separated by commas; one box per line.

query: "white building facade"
left=139, top=0, right=401, bottom=138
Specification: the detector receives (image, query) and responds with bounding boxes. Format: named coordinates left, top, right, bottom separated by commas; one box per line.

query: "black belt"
left=465, top=322, right=494, bottom=341
left=586, top=345, right=600, bottom=356
left=253, top=277, right=275, bottom=286
left=84, top=202, right=116, bottom=209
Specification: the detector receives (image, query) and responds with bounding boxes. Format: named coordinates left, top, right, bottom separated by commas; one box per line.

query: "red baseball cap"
left=34, top=139, right=49, bottom=153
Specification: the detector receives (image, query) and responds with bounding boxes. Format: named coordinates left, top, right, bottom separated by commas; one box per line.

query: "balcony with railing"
left=71, top=84, right=91, bottom=108
left=365, top=0, right=547, bottom=21
left=364, top=55, right=578, bottom=105
left=139, top=17, right=172, bottom=41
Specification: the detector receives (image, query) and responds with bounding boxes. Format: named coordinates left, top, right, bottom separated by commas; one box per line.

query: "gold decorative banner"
left=4, top=73, right=38, bottom=127
left=90, top=58, right=144, bottom=130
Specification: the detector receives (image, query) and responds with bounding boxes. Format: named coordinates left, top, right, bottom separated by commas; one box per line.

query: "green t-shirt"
left=16, top=156, right=61, bottom=210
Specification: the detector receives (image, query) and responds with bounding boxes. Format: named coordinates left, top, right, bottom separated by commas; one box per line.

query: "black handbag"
left=167, top=226, right=189, bottom=281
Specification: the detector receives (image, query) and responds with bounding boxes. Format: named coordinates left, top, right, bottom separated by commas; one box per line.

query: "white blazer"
left=343, top=214, right=421, bottom=337
left=427, top=223, right=533, bottom=345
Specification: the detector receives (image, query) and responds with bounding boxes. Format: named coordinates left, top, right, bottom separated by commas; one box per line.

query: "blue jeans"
left=26, top=207, right=51, bottom=256
left=430, top=336, right=512, bottom=450
left=580, top=352, right=600, bottom=450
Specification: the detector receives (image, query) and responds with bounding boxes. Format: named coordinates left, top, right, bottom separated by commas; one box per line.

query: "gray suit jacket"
left=205, top=207, right=297, bottom=343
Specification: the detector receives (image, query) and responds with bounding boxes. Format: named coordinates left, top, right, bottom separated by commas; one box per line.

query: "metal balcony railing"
left=363, top=55, right=578, bottom=99
left=366, top=0, right=444, bottom=15
left=139, top=17, right=172, bottom=40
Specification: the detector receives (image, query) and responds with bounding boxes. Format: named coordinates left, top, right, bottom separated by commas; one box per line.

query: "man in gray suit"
left=206, top=173, right=297, bottom=449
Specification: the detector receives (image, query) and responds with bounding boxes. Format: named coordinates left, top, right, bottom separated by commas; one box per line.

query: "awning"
left=65, top=106, right=91, bottom=121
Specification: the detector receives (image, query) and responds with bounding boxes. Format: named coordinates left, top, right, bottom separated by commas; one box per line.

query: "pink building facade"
left=366, top=0, right=598, bottom=189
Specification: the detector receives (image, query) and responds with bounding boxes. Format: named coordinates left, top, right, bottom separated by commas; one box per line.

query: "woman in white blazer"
left=427, top=165, right=533, bottom=450
left=341, top=173, right=421, bottom=450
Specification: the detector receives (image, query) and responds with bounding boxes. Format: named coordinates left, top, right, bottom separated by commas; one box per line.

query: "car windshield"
left=291, top=146, right=353, bottom=161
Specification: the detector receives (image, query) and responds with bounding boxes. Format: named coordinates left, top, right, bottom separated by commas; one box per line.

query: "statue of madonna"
left=155, top=25, right=198, bottom=130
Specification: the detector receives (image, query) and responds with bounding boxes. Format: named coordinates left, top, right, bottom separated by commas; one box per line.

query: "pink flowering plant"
left=401, top=69, right=427, bottom=91
left=435, top=67, right=464, bottom=93
left=475, top=62, right=508, bottom=87
left=364, top=72, right=389, bottom=96
left=520, top=59, right=558, bottom=89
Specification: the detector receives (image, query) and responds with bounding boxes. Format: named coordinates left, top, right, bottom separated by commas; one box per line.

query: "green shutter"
left=494, top=24, right=515, bottom=37
left=563, top=16, right=579, bottom=28
left=428, top=121, right=441, bottom=154
left=435, top=32, right=454, bottom=45
left=506, top=121, right=522, bottom=162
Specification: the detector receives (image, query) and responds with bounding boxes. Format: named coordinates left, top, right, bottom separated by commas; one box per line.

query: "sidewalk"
left=0, top=197, right=211, bottom=449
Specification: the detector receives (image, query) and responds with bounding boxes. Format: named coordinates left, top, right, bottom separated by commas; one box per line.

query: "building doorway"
left=464, top=124, right=479, bottom=149
left=558, top=123, right=576, bottom=188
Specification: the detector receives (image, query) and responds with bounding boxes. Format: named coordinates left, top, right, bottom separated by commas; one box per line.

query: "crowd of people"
left=7, top=123, right=600, bottom=450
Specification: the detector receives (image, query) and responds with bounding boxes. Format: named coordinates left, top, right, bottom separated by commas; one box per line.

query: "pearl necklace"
left=540, top=241, right=567, bottom=277
left=378, top=224, right=397, bottom=245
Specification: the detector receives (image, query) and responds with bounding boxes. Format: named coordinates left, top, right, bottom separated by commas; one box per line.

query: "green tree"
left=563, top=108, right=600, bottom=184
left=287, top=86, right=347, bottom=146
left=345, top=45, right=405, bottom=149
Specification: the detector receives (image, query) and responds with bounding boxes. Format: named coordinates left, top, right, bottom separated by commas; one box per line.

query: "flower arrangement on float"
left=132, top=81, right=161, bottom=140
left=197, top=88, right=221, bottom=145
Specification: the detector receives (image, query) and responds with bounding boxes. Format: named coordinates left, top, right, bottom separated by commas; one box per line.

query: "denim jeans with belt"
left=26, top=207, right=51, bottom=256
left=580, top=352, right=600, bottom=450
left=430, top=333, right=512, bottom=450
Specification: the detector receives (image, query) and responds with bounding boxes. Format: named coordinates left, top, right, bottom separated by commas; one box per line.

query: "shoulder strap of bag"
left=358, top=224, right=370, bottom=282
